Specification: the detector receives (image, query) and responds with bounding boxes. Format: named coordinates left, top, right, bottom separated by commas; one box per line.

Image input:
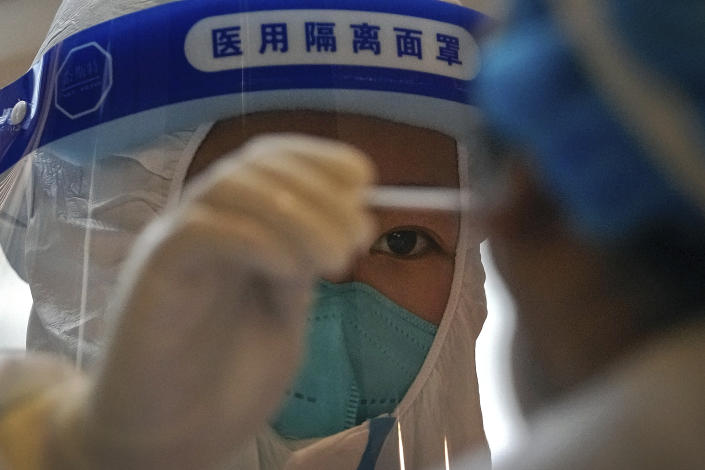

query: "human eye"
left=370, top=227, right=439, bottom=258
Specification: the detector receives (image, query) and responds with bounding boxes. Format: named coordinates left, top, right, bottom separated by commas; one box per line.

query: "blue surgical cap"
left=476, top=0, right=705, bottom=242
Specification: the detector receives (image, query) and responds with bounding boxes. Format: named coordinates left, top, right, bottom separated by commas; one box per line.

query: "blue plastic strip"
left=0, top=0, right=489, bottom=175
left=356, top=416, right=397, bottom=470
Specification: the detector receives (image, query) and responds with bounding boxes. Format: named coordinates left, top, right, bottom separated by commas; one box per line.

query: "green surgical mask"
left=272, top=280, right=437, bottom=439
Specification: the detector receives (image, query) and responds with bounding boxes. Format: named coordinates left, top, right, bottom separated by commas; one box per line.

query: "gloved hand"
left=47, top=134, right=375, bottom=470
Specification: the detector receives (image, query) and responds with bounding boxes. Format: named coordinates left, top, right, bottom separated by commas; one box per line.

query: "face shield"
left=0, top=0, right=492, bottom=467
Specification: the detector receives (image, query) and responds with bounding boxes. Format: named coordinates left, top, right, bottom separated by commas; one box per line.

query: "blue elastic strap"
left=356, top=416, right=397, bottom=470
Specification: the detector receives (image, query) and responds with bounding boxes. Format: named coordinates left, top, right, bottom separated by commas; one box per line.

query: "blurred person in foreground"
left=454, top=0, right=705, bottom=468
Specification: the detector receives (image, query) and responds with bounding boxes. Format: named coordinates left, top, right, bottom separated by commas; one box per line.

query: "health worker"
left=0, top=0, right=494, bottom=469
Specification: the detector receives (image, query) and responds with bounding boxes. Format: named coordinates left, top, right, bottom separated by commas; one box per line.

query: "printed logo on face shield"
left=55, top=42, right=113, bottom=119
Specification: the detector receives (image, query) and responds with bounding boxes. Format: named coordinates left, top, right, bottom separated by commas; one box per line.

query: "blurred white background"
left=477, top=243, right=526, bottom=458
left=0, top=250, right=31, bottom=350
left=0, top=0, right=524, bottom=459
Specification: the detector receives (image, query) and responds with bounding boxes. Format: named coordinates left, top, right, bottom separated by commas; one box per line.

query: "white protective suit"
left=0, top=0, right=490, bottom=469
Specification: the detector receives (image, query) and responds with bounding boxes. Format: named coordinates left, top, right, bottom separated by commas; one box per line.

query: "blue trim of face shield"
left=0, top=0, right=491, bottom=176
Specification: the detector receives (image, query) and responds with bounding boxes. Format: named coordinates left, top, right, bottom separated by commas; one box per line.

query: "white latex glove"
left=47, top=134, right=375, bottom=470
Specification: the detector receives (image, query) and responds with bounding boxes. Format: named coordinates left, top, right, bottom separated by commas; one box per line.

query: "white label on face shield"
left=184, top=10, right=479, bottom=80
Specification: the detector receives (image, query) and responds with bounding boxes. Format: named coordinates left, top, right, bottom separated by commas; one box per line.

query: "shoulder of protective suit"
left=491, top=321, right=705, bottom=470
